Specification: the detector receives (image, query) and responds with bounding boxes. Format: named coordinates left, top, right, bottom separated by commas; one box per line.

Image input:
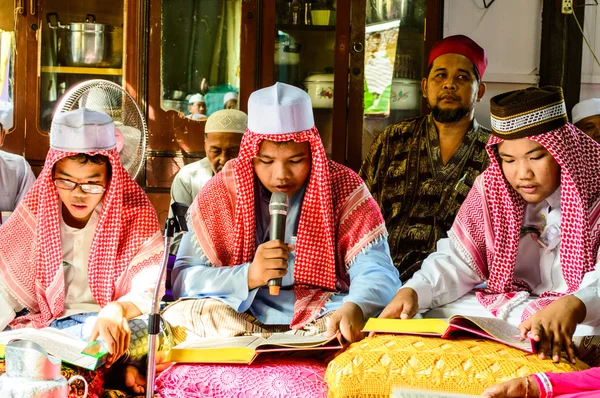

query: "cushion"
left=155, top=356, right=328, bottom=398
left=325, top=335, right=589, bottom=398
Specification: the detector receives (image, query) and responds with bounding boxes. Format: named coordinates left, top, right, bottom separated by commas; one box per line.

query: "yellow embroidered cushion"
left=325, top=335, right=589, bottom=398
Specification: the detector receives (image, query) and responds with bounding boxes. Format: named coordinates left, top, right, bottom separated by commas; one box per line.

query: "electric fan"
left=53, top=79, right=147, bottom=179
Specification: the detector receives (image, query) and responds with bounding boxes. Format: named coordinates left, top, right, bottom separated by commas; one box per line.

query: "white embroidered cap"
left=0, top=101, right=13, bottom=130
left=50, top=108, right=116, bottom=152
left=572, top=98, right=600, bottom=124
left=188, top=93, right=205, bottom=104
left=205, top=109, right=247, bottom=134
left=247, top=82, right=314, bottom=134
left=223, top=92, right=238, bottom=105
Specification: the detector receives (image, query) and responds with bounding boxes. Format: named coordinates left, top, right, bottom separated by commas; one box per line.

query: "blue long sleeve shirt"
left=172, top=181, right=400, bottom=325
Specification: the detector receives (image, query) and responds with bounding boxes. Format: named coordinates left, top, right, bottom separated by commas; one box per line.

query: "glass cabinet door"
left=272, top=0, right=337, bottom=157
left=39, top=0, right=125, bottom=132
left=361, top=0, right=426, bottom=160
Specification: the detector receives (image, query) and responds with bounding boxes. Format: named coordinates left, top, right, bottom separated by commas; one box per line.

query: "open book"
left=0, top=328, right=108, bottom=371
left=363, top=315, right=537, bottom=353
left=167, top=332, right=343, bottom=364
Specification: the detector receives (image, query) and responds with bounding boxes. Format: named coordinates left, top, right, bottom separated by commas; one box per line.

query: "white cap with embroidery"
left=205, top=109, right=247, bottom=134
left=50, top=108, right=116, bottom=152
left=572, top=98, right=600, bottom=124
left=0, top=101, right=13, bottom=130
left=188, top=93, right=205, bottom=104
left=247, top=82, right=314, bottom=135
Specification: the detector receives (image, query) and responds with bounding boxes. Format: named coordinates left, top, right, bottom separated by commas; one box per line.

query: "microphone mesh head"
left=269, top=192, right=289, bottom=215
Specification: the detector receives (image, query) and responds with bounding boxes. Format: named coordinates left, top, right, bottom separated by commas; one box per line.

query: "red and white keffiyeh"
left=0, top=148, right=163, bottom=329
left=189, top=126, right=387, bottom=329
left=450, top=123, right=600, bottom=320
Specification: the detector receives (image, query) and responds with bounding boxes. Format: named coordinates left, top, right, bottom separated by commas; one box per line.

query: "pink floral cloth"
left=155, top=357, right=328, bottom=398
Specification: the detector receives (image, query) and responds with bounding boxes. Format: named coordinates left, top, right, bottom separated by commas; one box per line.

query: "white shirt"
left=0, top=149, right=36, bottom=217
left=0, top=202, right=156, bottom=329
left=404, top=188, right=600, bottom=333
left=169, top=157, right=213, bottom=217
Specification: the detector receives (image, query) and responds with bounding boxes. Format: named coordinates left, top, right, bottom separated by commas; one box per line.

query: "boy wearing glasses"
left=0, top=108, right=164, bottom=394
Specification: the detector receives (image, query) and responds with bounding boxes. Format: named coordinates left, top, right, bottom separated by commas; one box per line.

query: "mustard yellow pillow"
left=325, top=335, right=589, bottom=398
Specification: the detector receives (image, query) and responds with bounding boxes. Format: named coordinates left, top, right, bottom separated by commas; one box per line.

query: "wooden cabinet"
left=3, top=0, right=144, bottom=174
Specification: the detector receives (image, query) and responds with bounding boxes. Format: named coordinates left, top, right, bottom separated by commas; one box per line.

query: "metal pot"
left=46, top=13, right=122, bottom=68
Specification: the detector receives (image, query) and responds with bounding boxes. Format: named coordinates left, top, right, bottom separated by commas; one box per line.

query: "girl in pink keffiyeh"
left=163, top=83, right=400, bottom=345
left=379, top=86, right=600, bottom=366
left=0, top=109, right=165, bottom=394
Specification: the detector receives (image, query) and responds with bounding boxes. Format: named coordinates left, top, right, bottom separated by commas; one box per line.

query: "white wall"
left=580, top=3, right=600, bottom=100
left=444, top=0, right=543, bottom=127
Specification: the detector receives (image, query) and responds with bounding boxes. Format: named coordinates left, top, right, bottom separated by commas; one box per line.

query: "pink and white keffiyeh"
left=0, top=148, right=163, bottom=328
left=450, top=123, right=600, bottom=320
left=189, top=126, right=387, bottom=329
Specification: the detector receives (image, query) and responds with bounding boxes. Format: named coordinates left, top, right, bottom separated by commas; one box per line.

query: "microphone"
left=268, top=191, right=289, bottom=295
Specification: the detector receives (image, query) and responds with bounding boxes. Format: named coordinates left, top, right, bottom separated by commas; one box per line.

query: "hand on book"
left=377, top=287, right=418, bottom=320
left=518, top=295, right=586, bottom=364
left=89, top=302, right=131, bottom=367
left=326, top=302, right=365, bottom=345
left=248, top=241, right=294, bottom=290
left=482, top=375, right=540, bottom=398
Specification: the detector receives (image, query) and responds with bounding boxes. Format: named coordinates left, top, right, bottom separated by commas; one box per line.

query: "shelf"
left=40, top=66, right=123, bottom=76
left=277, top=24, right=335, bottom=32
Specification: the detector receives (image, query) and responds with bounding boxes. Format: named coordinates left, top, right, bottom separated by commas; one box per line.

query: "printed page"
left=448, top=315, right=532, bottom=352
left=0, top=328, right=101, bottom=370
left=392, top=388, right=481, bottom=398
left=257, top=332, right=340, bottom=350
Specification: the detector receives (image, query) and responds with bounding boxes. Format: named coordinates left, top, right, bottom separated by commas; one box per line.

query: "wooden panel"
left=421, top=0, right=444, bottom=115
left=146, top=191, right=171, bottom=228
left=331, top=0, right=350, bottom=167
left=240, top=0, right=258, bottom=111
left=259, top=0, right=276, bottom=87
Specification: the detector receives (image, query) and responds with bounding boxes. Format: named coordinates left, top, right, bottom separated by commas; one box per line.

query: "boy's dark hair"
left=55, top=153, right=113, bottom=181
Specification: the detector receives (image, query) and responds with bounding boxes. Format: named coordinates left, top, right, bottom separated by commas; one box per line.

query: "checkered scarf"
left=0, top=148, right=163, bottom=328
left=450, top=123, right=600, bottom=320
left=190, top=127, right=387, bottom=329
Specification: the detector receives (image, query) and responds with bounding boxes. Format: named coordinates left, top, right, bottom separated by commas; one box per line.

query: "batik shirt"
left=359, top=114, right=490, bottom=282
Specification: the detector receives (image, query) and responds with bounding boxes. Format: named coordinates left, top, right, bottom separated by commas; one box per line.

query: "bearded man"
left=359, top=35, right=491, bottom=282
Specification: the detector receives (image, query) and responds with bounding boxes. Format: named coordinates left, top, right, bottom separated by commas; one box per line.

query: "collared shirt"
left=403, top=188, right=600, bottom=333
left=0, top=149, right=36, bottom=218
left=359, top=115, right=490, bottom=282
left=172, top=180, right=401, bottom=325
left=169, top=157, right=214, bottom=217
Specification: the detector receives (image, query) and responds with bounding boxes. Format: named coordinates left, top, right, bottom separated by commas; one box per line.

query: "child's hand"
left=89, top=302, right=130, bottom=367
left=378, top=288, right=418, bottom=320
left=482, top=376, right=540, bottom=398
left=326, top=302, right=365, bottom=345
left=518, top=295, right=586, bottom=364
left=248, top=241, right=294, bottom=290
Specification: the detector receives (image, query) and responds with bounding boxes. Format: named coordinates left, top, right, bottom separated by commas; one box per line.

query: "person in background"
left=0, top=109, right=165, bottom=394
left=223, top=92, right=239, bottom=110
left=187, top=93, right=207, bottom=121
left=170, top=109, right=246, bottom=212
left=0, top=102, right=36, bottom=223
left=163, top=83, right=399, bottom=345
left=359, top=35, right=490, bottom=282
left=380, top=86, right=600, bottom=366
left=572, top=97, right=600, bottom=143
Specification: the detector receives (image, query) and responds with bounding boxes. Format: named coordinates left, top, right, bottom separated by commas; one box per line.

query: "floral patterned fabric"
left=155, top=357, right=328, bottom=398
left=325, top=335, right=589, bottom=398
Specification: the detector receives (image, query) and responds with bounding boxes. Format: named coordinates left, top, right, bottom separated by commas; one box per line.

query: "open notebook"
left=363, top=315, right=537, bottom=353
left=167, top=332, right=343, bottom=364
left=0, top=328, right=108, bottom=370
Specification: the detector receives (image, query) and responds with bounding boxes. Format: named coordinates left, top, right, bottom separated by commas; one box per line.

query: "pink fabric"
left=154, top=357, right=328, bottom=398
left=450, top=123, right=600, bottom=320
left=0, top=148, right=163, bottom=328
left=189, top=127, right=387, bottom=329
left=534, top=368, right=600, bottom=398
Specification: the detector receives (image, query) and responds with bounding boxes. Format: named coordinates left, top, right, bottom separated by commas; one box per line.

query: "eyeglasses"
left=53, top=178, right=106, bottom=194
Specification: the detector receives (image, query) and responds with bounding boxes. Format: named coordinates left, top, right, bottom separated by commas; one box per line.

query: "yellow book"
left=167, top=333, right=343, bottom=364
left=363, top=315, right=536, bottom=353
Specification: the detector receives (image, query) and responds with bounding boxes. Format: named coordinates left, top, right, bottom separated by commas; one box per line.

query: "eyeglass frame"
left=53, top=178, right=107, bottom=194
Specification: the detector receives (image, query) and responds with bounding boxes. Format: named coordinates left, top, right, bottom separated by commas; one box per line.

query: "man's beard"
left=431, top=104, right=471, bottom=123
